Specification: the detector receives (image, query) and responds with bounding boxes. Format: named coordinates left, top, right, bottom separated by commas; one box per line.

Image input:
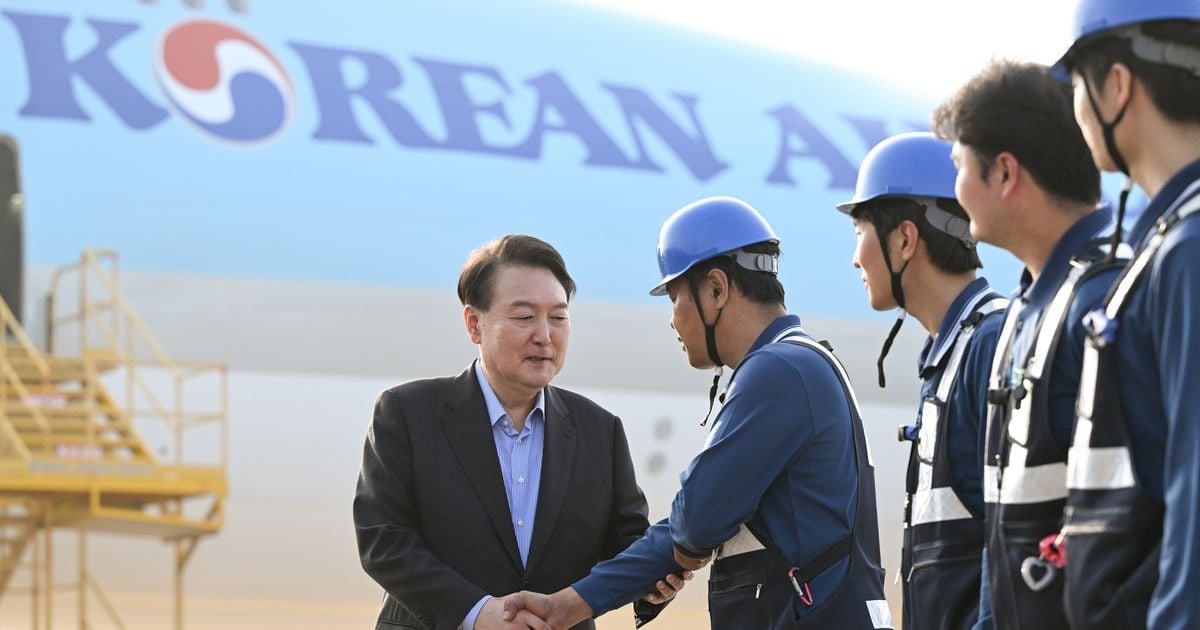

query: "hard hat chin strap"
left=689, top=279, right=726, bottom=426
left=1082, top=73, right=1132, bottom=176
left=877, top=234, right=910, bottom=388
left=1082, top=73, right=1134, bottom=262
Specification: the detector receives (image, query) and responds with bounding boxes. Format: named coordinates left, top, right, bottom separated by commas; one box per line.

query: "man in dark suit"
left=354, top=235, right=685, bottom=630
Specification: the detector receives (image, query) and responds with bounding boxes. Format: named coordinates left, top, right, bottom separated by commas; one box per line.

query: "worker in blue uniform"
left=931, top=60, right=1123, bottom=630
left=500, top=197, right=891, bottom=629
left=838, top=132, right=1007, bottom=630
left=1052, top=1, right=1200, bottom=628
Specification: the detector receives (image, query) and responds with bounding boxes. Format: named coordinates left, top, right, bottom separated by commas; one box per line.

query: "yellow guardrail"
left=0, top=297, right=49, bottom=378
left=1, top=295, right=50, bottom=458
left=46, top=249, right=228, bottom=469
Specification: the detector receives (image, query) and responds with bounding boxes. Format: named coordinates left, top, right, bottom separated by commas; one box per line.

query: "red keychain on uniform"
left=1039, top=533, right=1067, bottom=569
left=787, top=566, right=815, bottom=606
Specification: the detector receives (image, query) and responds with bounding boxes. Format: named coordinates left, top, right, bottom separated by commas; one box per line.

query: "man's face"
left=851, top=218, right=897, bottom=311
left=951, top=141, right=1003, bottom=246
left=666, top=277, right=715, bottom=370
left=466, top=264, right=569, bottom=400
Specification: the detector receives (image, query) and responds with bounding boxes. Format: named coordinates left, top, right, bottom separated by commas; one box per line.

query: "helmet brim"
left=1050, top=54, right=1073, bottom=83
left=649, top=271, right=681, bottom=296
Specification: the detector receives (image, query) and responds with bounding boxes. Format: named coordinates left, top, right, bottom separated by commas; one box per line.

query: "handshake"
left=476, top=570, right=694, bottom=630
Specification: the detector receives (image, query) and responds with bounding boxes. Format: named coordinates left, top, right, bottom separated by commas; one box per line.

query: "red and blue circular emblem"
left=154, top=20, right=295, bottom=144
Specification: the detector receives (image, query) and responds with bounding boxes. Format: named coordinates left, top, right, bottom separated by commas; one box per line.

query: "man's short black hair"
left=457, top=235, right=576, bottom=309
left=850, top=197, right=982, bottom=274
left=932, top=60, right=1101, bottom=207
left=1066, top=20, right=1200, bottom=126
left=683, top=241, right=785, bottom=307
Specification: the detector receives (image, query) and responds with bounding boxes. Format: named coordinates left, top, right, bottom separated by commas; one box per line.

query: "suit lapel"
left=523, top=386, right=576, bottom=577
left=440, top=366, right=522, bottom=573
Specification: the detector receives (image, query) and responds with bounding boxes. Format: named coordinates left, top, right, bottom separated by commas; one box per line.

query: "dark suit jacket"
left=355, top=366, right=662, bottom=630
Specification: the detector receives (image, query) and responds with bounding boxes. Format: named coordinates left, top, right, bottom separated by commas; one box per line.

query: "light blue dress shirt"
left=463, top=360, right=545, bottom=630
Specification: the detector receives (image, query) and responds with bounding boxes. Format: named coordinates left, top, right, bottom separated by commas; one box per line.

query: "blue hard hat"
left=837, top=132, right=958, bottom=215
left=650, top=196, right=779, bottom=296
left=1052, top=0, right=1200, bottom=79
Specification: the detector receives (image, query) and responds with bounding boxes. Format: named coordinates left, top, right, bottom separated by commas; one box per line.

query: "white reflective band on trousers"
left=912, top=297, right=1007, bottom=525
left=1066, top=442, right=1135, bottom=490
left=984, top=452, right=1068, bottom=504
left=911, top=483, right=973, bottom=526
left=866, top=599, right=892, bottom=629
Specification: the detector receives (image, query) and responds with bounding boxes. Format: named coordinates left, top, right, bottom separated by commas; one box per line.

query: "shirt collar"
left=742, top=314, right=804, bottom=362
left=918, top=277, right=995, bottom=375
left=1018, top=208, right=1112, bottom=308
left=1128, top=158, right=1200, bottom=249
left=474, top=360, right=545, bottom=427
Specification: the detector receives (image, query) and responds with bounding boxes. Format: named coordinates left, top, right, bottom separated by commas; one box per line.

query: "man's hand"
left=501, top=608, right=552, bottom=630
left=502, top=587, right=592, bottom=629
left=673, top=545, right=712, bottom=572
left=642, top=570, right=693, bottom=605
left=474, top=595, right=551, bottom=630
left=475, top=596, right=550, bottom=630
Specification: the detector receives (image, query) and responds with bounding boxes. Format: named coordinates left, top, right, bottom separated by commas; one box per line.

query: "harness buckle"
left=1083, top=309, right=1118, bottom=348
left=1011, top=382, right=1028, bottom=409
left=787, top=566, right=814, bottom=607
left=987, top=387, right=1011, bottom=405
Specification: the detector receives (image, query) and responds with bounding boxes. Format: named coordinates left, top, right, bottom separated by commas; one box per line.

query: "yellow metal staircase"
left=0, top=249, right=228, bottom=629
left=0, top=499, right=37, bottom=596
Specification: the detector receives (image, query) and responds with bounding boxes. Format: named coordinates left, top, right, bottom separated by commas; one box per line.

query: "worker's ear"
left=706, top=268, right=730, bottom=311
left=896, top=220, right=919, bottom=262
left=464, top=305, right=484, bottom=344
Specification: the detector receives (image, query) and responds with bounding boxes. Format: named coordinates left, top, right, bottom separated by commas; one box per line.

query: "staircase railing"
left=1, top=295, right=50, bottom=457
left=0, top=361, right=49, bottom=455
left=0, top=500, right=36, bottom=598
left=0, top=297, right=49, bottom=378
left=46, top=250, right=227, bottom=468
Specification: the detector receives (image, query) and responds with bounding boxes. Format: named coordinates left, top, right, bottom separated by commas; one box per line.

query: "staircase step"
left=6, top=417, right=129, bottom=431
left=3, top=403, right=108, bottom=418
left=3, top=343, right=45, bottom=356
left=18, top=434, right=143, bottom=448
left=6, top=368, right=88, bottom=383
left=10, top=430, right=123, bottom=442
left=2, top=388, right=87, bottom=401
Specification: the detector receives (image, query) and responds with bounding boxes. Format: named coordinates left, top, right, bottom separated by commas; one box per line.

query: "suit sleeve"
left=353, top=389, right=486, bottom=630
